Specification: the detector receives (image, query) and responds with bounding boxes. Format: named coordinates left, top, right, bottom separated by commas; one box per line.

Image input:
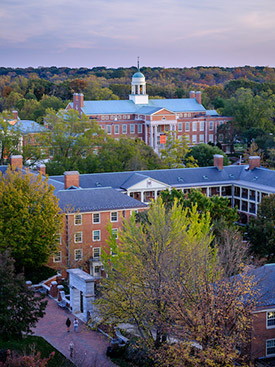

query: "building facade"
left=66, top=70, right=231, bottom=152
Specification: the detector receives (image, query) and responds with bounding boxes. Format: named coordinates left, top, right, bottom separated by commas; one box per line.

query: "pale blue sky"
left=1, top=0, right=275, bottom=68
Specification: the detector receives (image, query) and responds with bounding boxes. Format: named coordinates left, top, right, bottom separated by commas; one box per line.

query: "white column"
left=169, top=124, right=172, bottom=131
left=145, top=124, right=148, bottom=144
left=150, top=125, right=153, bottom=147
left=154, top=190, right=158, bottom=200
left=154, top=125, right=157, bottom=148
left=141, top=191, right=144, bottom=202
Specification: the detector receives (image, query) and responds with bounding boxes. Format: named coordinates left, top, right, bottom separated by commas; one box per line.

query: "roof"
left=50, top=165, right=275, bottom=193
left=252, top=264, right=275, bottom=308
left=8, top=120, right=48, bottom=134
left=133, top=71, right=145, bottom=78
left=206, top=110, right=219, bottom=116
left=56, top=187, right=147, bottom=213
left=80, top=98, right=206, bottom=115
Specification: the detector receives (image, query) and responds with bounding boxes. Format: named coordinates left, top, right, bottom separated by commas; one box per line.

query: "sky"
left=1, top=0, right=275, bottom=68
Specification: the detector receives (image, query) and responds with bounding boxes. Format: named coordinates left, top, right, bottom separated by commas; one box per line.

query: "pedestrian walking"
left=66, top=317, right=71, bottom=332
left=69, top=341, right=74, bottom=358
left=73, top=318, right=79, bottom=332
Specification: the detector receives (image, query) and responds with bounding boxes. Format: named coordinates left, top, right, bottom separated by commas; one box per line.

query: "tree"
left=0, top=167, right=62, bottom=272
left=97, top=198, right=215, bottom=349
left=187, top=143, right=229, bottom=167
left=160, top=132, right=197, bottom=168
left=0, top=251, right=47, bottom=340
left=248, top=194, right=275, bottom=260
left=43, top=109, right=106, bottom=175
left=160, top=188, right=238, bottom=228
left=0, top=113, right=21, bottom=165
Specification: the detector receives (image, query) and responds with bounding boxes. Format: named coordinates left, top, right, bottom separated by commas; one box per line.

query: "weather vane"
left=137, top=56, right=140, bottom=71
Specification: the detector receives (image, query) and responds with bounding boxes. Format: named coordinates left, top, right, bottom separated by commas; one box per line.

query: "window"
left=93, top=213, right=100, bottom=223
left=93, top=247, right=101, bottom=259
left=56, top=234, right=61, bottom=245
left=111, top=211, right=118, bottom=222
left=266, top=339, right=275, bottom=356
left=105, top=115, right=109, bottom=120
left=219, top=133, right=224, bottom=142
left=138, top=124, right=142, bottom=133
left=188, top=113, right=191, bottom=117
left=118, top=115, right=121, bottom=120
left=74, top=214, right=82, bottom=225
left=178, top=123, right=182, bottom=132
left=267, top=311, right=275, bottom=327
left=122, top=210, right=126, bottom=218
left=74, top=232, right=82, bottom=243
left=94, top=265, right=101, bottom=275
left=74, top=249, right=83, bottom=261
left=110, top=115, right=114, bottom=120
left=219, top=120, right=224, bottom=126
left=209, top=121, right=214, bottom=130
left=93, top=230, right=101, bottom=241
left=178, top=135, right=182, bottom=141
left=185, top=122, right=190, bottom=132
left=199, top=134, right=204, bottom=143
left=200, top=121, right=204, bottom=131
left=53, top=251, right=61, bottom=263
left=130, top=124, right=135, bottom=134
left=192, top=122, right=197, bottom=132
left=209, top=134, right=214, bottom=143
left=112, top=228, right=118, bottom=239
left=107, top=125, right=111, bottom=134
left=122, top=125, right=127, bottom=134
left=192, top=135, right=197, bottom=144
left=114, top=125, right=119, bottom=134
left=185, top=135, right=190, bottom=142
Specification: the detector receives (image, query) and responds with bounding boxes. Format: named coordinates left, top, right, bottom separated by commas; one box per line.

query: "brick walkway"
left=33, top=297, right=116, bottom=367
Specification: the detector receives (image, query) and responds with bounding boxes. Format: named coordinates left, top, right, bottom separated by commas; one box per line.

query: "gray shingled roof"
left=50, top=164, right=275, bottom=193
left=253, top=264, right=275, bottom=308
left=56, top=187, right=147, bottom=212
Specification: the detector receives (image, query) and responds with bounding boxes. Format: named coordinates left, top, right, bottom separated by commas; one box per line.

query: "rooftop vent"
left=252, top=176, right=259, bottom=181
left=95, top=182, right=102, bottom=187
left=229, top=173, right=235, bottom=178
left=203, top=175, right=208, bottom=180
left=177, top=177, right=184, bottom=182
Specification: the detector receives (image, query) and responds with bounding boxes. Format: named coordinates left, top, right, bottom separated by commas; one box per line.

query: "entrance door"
left=80, top=291, right=84, bottom=313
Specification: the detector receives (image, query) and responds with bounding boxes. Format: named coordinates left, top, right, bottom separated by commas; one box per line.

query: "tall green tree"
left=0, top=251, right=47, bottom=340
left=0, top=167, right=62, bottom=272
left=160, top=132, right=197, bottom=168
left=0, top=113, right=21, bottom=165
left=248, top=194, right=275, bottom=260
left=187, top=143, right=229, bottom=167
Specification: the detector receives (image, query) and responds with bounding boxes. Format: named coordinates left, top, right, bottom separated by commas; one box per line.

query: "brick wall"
left=251, top=309, right=275, bottom=359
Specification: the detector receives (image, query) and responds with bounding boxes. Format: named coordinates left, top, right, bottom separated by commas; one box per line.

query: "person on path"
left=69, top=341, right=74, bottom=358
left=66, top=317, right=71, bottom=332
left=73, top=318, right=79, bottom=332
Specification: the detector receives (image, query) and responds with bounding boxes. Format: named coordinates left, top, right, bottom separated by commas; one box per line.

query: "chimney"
left=10, top=155, right=23, bottom=170
left=79, top=93, right=84, bottom=108
left=189, top=91, right=195, bottom=99
left=37, top=164, right=46, bottom=175
left=249, top=156, right=260, bottom=170
left=64, top=171, right=79, bottom=189
left=214, top=154, right=224, bottom=170
left=12, top=110, right=18, bottom=120
left=195, top=91, right=202, bottom=104
left=73, top=93, right=78, bottom=110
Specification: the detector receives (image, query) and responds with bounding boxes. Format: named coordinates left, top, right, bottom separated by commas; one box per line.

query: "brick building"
left=251, top=264, right=275, bottom=361
left=66, top=69, right=231, bottom=153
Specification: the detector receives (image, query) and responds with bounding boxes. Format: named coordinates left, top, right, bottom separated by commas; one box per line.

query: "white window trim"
left=209, top=121, right=214, bottom=131
left=110, top=211, right=118, bottom=222
left=74, top=214, right=82, bottom=225
left=178, top=122, right=182, bottom=132
left=114, top=125, right=119, bottom=134
left=107, top=125, right=112, bottom=135
left=192, top=122, right=197, bottom=132
left=130, top=124, right=135, bottom=134
left=112, top=228, right=118, bottom=239
left=93, top=230, right=101, bottom=241
left=122, top=125, right=127, bottom=134
left=93, top=213, right=101, bottom=224
left=138, top=124, right=142, bottom=133
left=200, top=121, right=204, bottom=131
left=267, top=310, right=275, bottom=329
left=74, top=249, right=83, bottom=261
left=74, top=232, right=82, bottom=243
left=93, top=247, right=101, bottom=258
left=53, top=251, right=62, bottom=263
left=185, top=122, right=190, bottom=132
left=266, top=339, right=275, bottom=356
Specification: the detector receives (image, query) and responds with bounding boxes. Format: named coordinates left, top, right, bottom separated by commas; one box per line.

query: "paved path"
left=33, top=297, right=116, bottom=367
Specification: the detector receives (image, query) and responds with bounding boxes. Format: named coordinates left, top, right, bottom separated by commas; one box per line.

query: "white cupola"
left=129, top=59, right=148, bottom=104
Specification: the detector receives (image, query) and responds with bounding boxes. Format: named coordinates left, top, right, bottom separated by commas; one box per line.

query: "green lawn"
left=0, top=335, right=74, bottom=367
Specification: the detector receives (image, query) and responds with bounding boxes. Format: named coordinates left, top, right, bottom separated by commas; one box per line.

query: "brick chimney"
left=189, top=91, right=195, bottom=99
left=73, top=93, right=84, bottom=114
left=214, top=154, right=224, bottom=170
left=12, top=110, right=18, bottom=120
left=10, top=155, right=23, bottom=170
left=195, top=91, right=202, bottom=104
left=249, top=156, right=260, bottom=170
left=37, top=164, right=46, bottom=175
left=64, top=171, right=79, bottom=189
